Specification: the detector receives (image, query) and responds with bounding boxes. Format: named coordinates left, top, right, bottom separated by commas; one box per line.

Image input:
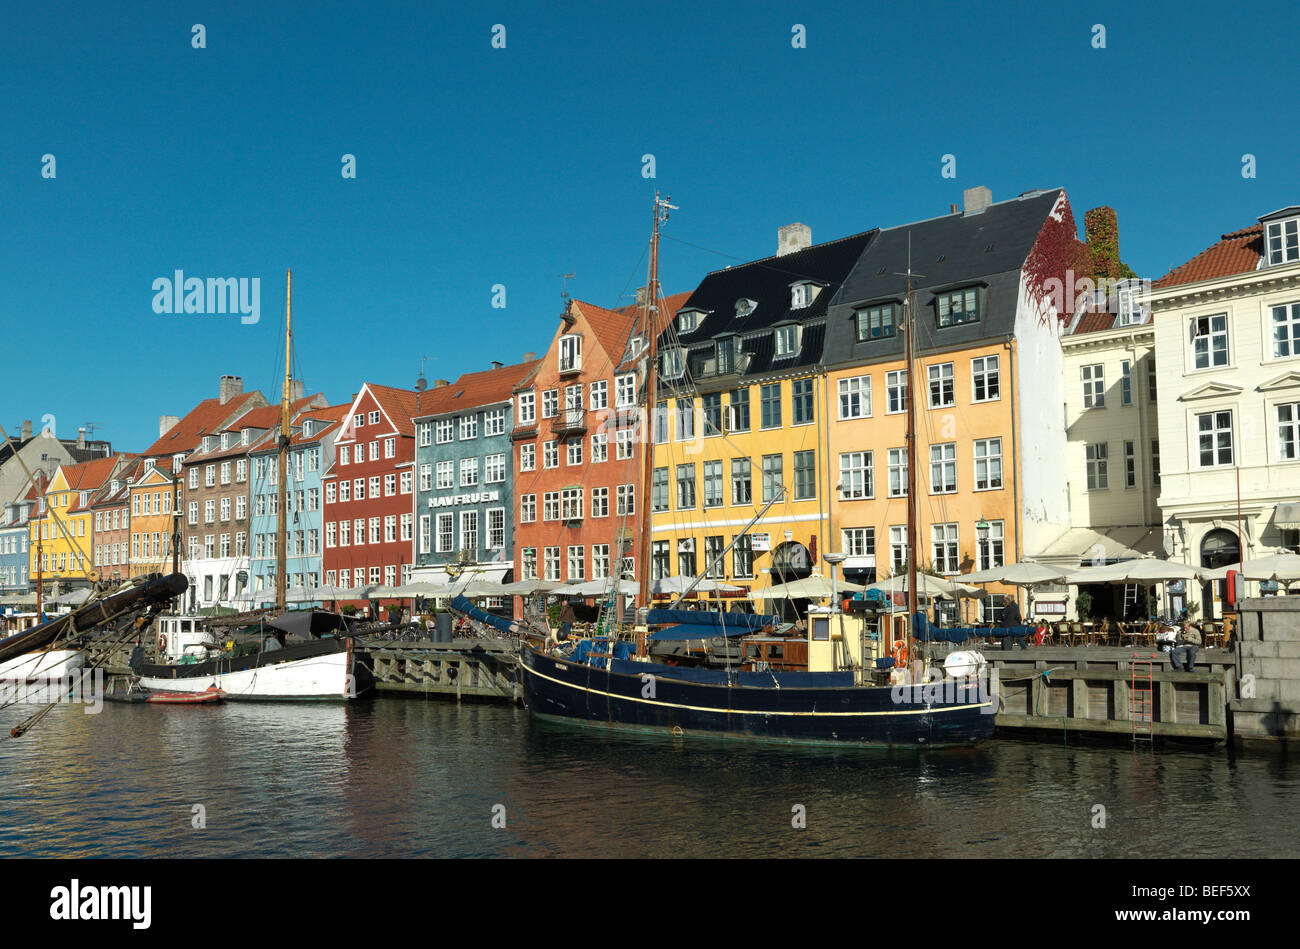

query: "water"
left=1, top=697, right=1296, bottom=858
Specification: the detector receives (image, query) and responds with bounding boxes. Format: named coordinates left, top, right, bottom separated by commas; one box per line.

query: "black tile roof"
left=824, top=189, right=1065, bottom=367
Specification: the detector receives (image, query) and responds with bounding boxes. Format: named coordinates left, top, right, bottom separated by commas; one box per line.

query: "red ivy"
left=1024, top=194, right=1090, bottom=325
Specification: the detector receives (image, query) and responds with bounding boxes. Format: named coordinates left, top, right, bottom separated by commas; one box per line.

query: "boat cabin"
left=154, top=615, right=222, bottom=663
left=740, top=635, right=808, bottom=672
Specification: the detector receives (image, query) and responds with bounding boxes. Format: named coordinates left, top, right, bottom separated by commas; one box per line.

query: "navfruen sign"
left=428, top=491, right=501, bottom=508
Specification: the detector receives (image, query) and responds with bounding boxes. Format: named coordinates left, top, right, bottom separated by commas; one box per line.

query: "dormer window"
left=790, top=282, right=818, bottom=308
left=716, top=337, right=736, bottom=375
left=677, top=310, right=699, bottom=333
left=774, top=324, right=799, bottom=357
left=1116, top=282, right=1144, bottom=326
left=662, top=348, right=685, bottom=379
left=1266, top=217, right=1300, bottom=266
left=202, top=435, right=216, bottom=453
left=241, top=428, right=251, bottom=445
left=303, top=420, right=314, bottom=437
left=735, top=298, right=756, bottom=319
left=559, top=333, right=582, bottom=373
left=628, top=335, right=646, bottom=359
left=937, top=288, right=979, bottom=327
left=856, top=303, right=897, bottom=341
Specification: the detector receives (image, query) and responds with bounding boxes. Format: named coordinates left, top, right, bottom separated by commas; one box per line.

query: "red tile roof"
left=360, top=384, right=424, bottom=438
left=1154, top=225, right=1263, bottom=289
left=143, top=391, right=267, bottom=457
left=415, top=361, right=540, bottom=418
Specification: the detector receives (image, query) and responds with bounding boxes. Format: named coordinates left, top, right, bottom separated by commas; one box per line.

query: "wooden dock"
left=976, top=645, right=1234, bottom=741
left=356, top=639, right=521, bottom=702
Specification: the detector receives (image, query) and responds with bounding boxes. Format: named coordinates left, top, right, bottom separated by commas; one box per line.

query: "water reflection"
left=0, top=699, right=1296, bottom=858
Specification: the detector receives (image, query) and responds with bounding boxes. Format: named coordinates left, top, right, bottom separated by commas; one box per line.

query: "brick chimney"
left=76, top=427, right=85, bottom=449
left=159, top=415, right=180, bottom=438
left=523, top=351, right=537, bottom=362
left=289, top=379, right=304, bottom=402
left=218, top=375, right=243, bottom=405
left=21, top=419, right=32, bottom=439
left=777, top=223, right=812, bottom=256
left=491, top=360, right=503, bottom=370
left=963, top=186, right=992, bottom=215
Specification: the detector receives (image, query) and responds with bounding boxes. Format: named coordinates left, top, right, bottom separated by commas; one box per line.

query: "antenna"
left=559, top=273, right=576, bottom=306
left=414, top=356, right=429, bottom=392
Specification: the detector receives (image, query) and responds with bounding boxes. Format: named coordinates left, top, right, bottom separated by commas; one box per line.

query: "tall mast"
left=277, top=268, right=292, bottom=612
left=637, top=193, right=675, bottom=611
left=901, top=237, right=921, bottom=621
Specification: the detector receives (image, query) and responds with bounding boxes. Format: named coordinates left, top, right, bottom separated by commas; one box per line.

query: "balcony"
left=550, top=408, right=587, bottom=435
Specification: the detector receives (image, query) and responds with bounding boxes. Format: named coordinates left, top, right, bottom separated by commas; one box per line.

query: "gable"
left=1179, top=381, right=1245, bottom=401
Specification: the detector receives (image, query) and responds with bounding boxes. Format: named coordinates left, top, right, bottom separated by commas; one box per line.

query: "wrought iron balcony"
left=550, top=408, right=587, bottom=435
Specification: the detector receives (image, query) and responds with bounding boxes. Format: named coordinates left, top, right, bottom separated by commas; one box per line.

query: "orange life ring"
left=891, top=639, right=908, bottom=667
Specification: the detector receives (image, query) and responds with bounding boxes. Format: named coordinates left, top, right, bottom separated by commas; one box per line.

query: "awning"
left=1039, top=526, right=1165, bottom=564
left=842, top=555, right=876, bottom=570
left=1275, top=502, right=1300, bottom=529
left=411, top=563, right=511, bottom=586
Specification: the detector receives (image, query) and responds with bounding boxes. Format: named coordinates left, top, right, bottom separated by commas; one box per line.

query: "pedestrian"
left=1170, top=619, right=1202, bottom=671
left=1002, top=597, right=1026, bottom=649
left=559, top=597, right=576, bottom=639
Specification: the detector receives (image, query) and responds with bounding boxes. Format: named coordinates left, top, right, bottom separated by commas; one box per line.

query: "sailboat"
left=516, top=195, right=997, bottom=747
left=132, top=271, right=372, bottom=701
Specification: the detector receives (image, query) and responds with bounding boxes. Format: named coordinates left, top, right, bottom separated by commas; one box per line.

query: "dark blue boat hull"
left=520, top=645, right=995, bottom=747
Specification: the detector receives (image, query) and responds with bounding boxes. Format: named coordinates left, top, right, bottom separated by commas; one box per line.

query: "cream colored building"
left=1149, top=207, right=1300, bottom=617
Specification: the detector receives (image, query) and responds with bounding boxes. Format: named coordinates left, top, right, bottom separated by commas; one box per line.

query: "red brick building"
left=321, top=383, right=420, bottom=598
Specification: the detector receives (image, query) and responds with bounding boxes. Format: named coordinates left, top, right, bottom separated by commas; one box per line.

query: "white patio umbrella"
left=749, top=574, right=866, bottom=600
left=1239, top=551, right=1300, bottom=583
left=1066, top=555, right=1204, bottom=585
left=389, top=581, right=452, bottom=597
left=499, top=578, right=563, bottom=595
left=962, top=561, right=1072, bottom=585
left=346, top=583, right=384, bottom=599
left=562, top=578, right=639, bottom=597
left=310, top=583, right=353, bottom=600
left=859, top=573, right=978, bottom=598
left=651, top=576, right=743, bottom=595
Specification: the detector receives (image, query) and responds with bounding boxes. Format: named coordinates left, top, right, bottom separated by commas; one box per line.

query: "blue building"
left=247, top=403, right=346, bottom=595
left=411, top=361, right=538, bottom=586
left=1, top=490, right=36, bottom=594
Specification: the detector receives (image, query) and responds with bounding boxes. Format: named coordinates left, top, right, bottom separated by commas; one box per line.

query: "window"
left=702, top=460, right=723, bottom=508
left=976, top=520, right=1004, bottom=571
left=730, top=458, right=751, bottom=505
left=928, top=363, right=955, bottom=408
left=774, top=325, right=798, bottom=356
left=651, top=540, right=670, bottom=580
left=424, top=463, right=438, bottom=491
left=219, top=461, right=231, bottom=484
left=1152, top=439, right=1161, bottom=487
left=1086, top=443, right=1109, bottom=489
left=487, top=509, right=505, bottom=550
left=1124, top=440, right=1137, bottom=487
left=676, top=464, right=696, bottom=509
left=460, top=415, right=478, bottom=441
left=484, top=408, right=506, bottom=437
left=418, top=422, right=432, bottom=447
left=592, top=545, right=610, bottom=579
left=616, top=428, right=634, bottom=460
left=929, top=443, right=956, bottom=493
left=704, top=536, right=726, bottom=579
left=760, top=383, right=781, bottom=429
left=616, top=374, right=637, bottom=408
left=589, top=380, right=607, bottom=410
left=437, top=514, right=453, bottom=552
left=616, top=484, right=635, bottom=517
left=1191, top=315, right=1229, bottom=369
left=932, top=523, right=959, bottom=574
left=1279, top=403, right=1300, bottom=460
left=518, top=391, right=535, bottom=424
left=792, top=379, right=815, bottom=425
left=384, top=438, right=395, bottom=458
left=369, top=441, right=379, bottom=461
left=543, top=492, right=560, bottom=521
left=369, top=476, right=380, bottom=498
left=567, top=546, right=585, bottom=581
left=761, top=454, right=783, bottom=502
left=591, top=486, right=609, bottom=518
left=520, top=443, right=535, bottom=471
left=1121, top=360, right=1133, bottom=406
left=485, top=453, right=506, bottom=484
left=839, top=451, right=872, bottom=499
left=728, top=389, right=750, bottom=432
left=678, top=309, right=698, bottom=332
left=521, top=548, right=538, bottom=581
left=843, top=527, right=875, bottom=559
left=1266, top=217, right=1300, bottom=266
left=886, top=370, right=908, bottom=414
left=732, top=534, right=754, bottom=579
left=460, top=511, right=478, bottom=552
left=702, top=393, right=722, bottom=435
left=205, top=465, right=215, bottom=487
left=887, top=448, right=908, bottom=498
left=1197, top=411, right=1234, bottom=467
left=559, top=333, right=582, bottom=372
left=937, top=288, right=978, bottom=326
left=1272, top=303, right=1300, bottom=358
left=369, top=517, right=381, bottom=544
left=839, top=376, right=871, bottom=419
left=677, top=539, right=696, bottom=578
left=520, top=494, right=536, bottom=523
left=1082, top=364, right=1105, bottom=408
left=651, top=468, right=669, bottom=512
left=542, top=389, right=558, bottom=419
left=566, top=440, right=583, bottom=466
left=400, top=471, right=412, bottom=494
left=590, top=432, right=608, bottom=463
left=675, top=398, right=695, bottom=441
left=561, top=488, right=583, bottom=521
left=715, top=337, right=736, bottom=375
left=543, top=441, right=558, bottom=469
left=973, top=438, right=1002, bottom=490
left=339, top=479, right=350, bottom=502
left=662, top=347, right=686, bottom=381
left=856, top=303, right=895, bottom=340
left=972, top=355, right=999, bottom=402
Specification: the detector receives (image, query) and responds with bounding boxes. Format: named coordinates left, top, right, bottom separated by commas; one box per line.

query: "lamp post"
left=976, top=518, right=990, bottom=624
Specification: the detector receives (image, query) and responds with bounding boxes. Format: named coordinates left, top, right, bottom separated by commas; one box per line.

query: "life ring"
left=891, top=639, right=908, bottom=666
left=158, top=633, right=168, bottom=653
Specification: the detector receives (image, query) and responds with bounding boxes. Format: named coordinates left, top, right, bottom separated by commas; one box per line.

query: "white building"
left=1150, top=207, right=1300, bottom=617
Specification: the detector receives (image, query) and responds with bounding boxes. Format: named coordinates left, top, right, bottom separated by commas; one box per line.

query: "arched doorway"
left=1200, top=529, right=1239, bottom=619
left=770, top=541, right=812, bottom=622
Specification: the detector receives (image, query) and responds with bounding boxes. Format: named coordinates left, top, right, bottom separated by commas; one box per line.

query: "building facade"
left=29, top=456, right=132, bottom=594
left=1150, top=207, right=1300, bottom=616
left=92, top=461, right=139, bottom=586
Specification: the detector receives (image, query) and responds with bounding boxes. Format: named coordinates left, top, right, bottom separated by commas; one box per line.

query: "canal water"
left=1, top=697, right=1295, bottom=858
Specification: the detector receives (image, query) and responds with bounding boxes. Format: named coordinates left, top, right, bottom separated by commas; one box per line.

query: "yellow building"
left=30, top=455, right=129, bottom=592
left=128, top=460, right=181, bottom=579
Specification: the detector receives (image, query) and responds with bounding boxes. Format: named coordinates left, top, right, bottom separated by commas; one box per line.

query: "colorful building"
left=1, top=476, right=41, bottom=594
left=92, top=459, right=140, bottom=586
left=30, top=455, right=133, bottom=594
left=411, top=360, right=538, bottom=587
left=321, top=383, right=420, bottom=597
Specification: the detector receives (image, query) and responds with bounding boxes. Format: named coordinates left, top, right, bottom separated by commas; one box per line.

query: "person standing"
left=559, top=597, right=576, bottom=639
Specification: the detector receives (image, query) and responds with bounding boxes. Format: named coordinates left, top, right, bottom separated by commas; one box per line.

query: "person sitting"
left=1169, top=620, right=1202, bottom=671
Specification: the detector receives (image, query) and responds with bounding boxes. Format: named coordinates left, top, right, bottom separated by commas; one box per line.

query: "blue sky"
left=2, top=0, right=1297, bottom=452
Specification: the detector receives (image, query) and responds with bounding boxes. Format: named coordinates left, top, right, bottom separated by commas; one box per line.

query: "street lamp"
left=823, top=551, right=846, bottom=613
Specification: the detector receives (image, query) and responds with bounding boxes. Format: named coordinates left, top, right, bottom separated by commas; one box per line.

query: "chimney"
left=76, top=427, right=85, bottom=449
left=950, top=203, right=958, bottom=214
left=21, top=419, right=32, bottom=439
left=289, top=379, right=304, bottom=402
left=490, top=360, right=503, bottom=370
left=777, top=223, right=812, bottom=256
left=635, top=286, right=647, bottom=307
left=432, top=379, right=450, bottom=388
left=523, top=351, right=537, bottom=362
left=158, top=415, right=180, bottom=438
left=963, top=186, right=992, bottom=215
left=218, top=374, right=243, bottom=404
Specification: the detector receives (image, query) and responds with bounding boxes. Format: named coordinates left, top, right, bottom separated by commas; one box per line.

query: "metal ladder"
left=1130, top=653, right=1155, bottom=741
left=1122, top=583, right=1139, bottom=617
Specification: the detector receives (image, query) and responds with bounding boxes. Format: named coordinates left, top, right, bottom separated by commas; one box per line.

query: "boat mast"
left=637, top=192, right=673, bottom=611
left=276, top=269, right=292, bottom=613
left=902, top=237, right=920, bottom=622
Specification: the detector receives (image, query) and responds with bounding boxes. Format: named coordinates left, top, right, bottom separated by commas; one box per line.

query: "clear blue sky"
left=3, top=0, right=1297, bottom=452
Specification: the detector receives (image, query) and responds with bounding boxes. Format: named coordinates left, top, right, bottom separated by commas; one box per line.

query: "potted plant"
left=1075, top=591, right=1093, bottom=622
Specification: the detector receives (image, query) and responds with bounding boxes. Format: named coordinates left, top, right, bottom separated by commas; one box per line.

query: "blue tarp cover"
left=648, top=623, right=754, bottom=641
left=608, top=657, right=853, bottom=689
left=646, top=609, right=779, bottom=631
left=449, top=595, right=516, bottom=635
left=570, top=638, right=635, bottom=669
left=910, top=613, right=1033, bottom=643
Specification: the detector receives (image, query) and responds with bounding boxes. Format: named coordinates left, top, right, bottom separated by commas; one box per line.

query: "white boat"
left=0, top=646, right=85, bottom=681
left=133, top=614, right=367, bottom=701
